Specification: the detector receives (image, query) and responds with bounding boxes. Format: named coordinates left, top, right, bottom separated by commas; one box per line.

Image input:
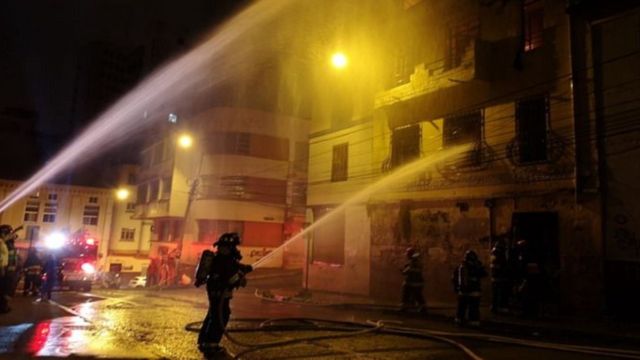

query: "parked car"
left=129, top=276, right=147, bottom=288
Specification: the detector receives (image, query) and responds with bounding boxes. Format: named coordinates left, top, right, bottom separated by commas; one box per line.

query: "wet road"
left=1, top=279, right=639, bottom=359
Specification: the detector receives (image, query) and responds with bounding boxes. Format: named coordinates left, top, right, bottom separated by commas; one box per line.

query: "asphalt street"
left=1, top=275, right=639, bottom=359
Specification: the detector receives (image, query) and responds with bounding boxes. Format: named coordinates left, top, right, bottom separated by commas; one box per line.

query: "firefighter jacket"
left=205, top=253, right=252, bottom=297
left=7, top=248, right=19, bottom=272
left=490, top=247, right=509, bottom=281
left=24, top=253, right=43, bottom=276
left=402, top=257, right=424, bottom=287
left=453, top=260, right=487, bottom=296
left=0, top=238, right=8, bottom=269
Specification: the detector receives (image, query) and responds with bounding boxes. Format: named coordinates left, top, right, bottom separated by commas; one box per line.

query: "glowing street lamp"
left=331, top=52, right=348, bottom=69
left=178, top=133, right=193, bottom=149
left=115, top=188, right=130, bottom=201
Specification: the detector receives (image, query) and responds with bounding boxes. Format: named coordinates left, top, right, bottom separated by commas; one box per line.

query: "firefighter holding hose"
left=195, top=232, right=252, bottom=357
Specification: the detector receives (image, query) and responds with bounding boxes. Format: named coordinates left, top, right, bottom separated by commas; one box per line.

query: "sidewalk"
left=256, top=287, right=640, bottom=345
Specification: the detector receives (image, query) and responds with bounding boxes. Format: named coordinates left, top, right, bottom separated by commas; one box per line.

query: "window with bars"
left=391, top=124, right=421, bottom=168
left=126, top=203, right=136, bottom=212
left=447, top=18, right=479, bottom=69
left=43, top=202, right=57, bottom=223
left=24, top=199, right=40, bottom=222
left=524, top=0, right=544, bottom=52
left=516, top=96, right=549, bottom=163
left=83, top=205, right=100, bottom=225
left=48, top=193, right=58, bottom=201
left=443, top=110, right=483, bottom=166
left=331, top=143, right=349, bottom=182
left=120, top=228, right=136, bottom=241
left=89, top=196, right=98, bottom=204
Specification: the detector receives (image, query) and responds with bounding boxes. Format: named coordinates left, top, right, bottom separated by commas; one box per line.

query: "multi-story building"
left=0, top=165, right=151, bottom=275
left=134, top=107, right=309, bottom=271
left=306, top=0, right=640, bottom=317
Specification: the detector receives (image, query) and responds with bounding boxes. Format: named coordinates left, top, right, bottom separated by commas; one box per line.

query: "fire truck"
left=44, top=230, right=98, bottom=292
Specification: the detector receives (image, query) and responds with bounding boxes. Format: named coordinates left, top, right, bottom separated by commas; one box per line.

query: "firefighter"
left=41, top=253, right=58, bottom=301
left=4, top=236, right=20, bottom=297
left=23, top=249, right=43, bottom=296
left=453, top=250, right=487, bottom=327
left=195, top=232, right=252, bottom=357
left=490, top=238, right=510, bottom=313
left=400, top=247, right=427, bottom=313
left=0, top=224, right=13, bottom=313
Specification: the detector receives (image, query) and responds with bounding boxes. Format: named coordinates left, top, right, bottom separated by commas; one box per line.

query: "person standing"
left=4, top=237, right=20, bottom=297
left=23, top=249, right=43, bottom=296
left=400, top=247, right=427, bottom=313
left=0, top=225, right=12, bottom=313
left=453, top=250, right=487, bottom=327
left=195, top=232, right=252, bottom=358
left=41, top=253, right=58, bottom=301
left=490, top=239, right=510, bottom=313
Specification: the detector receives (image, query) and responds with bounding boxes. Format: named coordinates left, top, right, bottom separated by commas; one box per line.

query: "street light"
left=177, top=133, right=193, bottom=149
left=331, top=52, right=348, bottom=69
left=115, top=188, right=130, bottom=201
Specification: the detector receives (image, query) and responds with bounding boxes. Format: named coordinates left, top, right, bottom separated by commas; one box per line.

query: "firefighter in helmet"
left=452, top=250, right=487, bottom=326
left=195, top=232, right=252, bottom=357
left=400, top=247, right=427, bottom=313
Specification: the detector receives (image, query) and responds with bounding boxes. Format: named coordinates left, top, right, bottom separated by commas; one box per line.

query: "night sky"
left=0, top=0, right=247, bottom=184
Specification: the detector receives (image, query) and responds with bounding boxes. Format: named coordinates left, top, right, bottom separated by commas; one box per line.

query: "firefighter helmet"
left=214, top=232, right=240, bottom=247
left=0, top=224, right=12, bottom=235
left=406, top=247, right=420, bottom=259
left=464, top=250, right=478, bottom=262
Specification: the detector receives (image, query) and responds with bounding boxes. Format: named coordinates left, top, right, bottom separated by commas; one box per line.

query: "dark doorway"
left=511, top=212, right=559, bottom=269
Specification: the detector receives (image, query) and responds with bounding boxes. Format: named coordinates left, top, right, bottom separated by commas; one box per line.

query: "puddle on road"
left=0, top=323, right=33, bottom=354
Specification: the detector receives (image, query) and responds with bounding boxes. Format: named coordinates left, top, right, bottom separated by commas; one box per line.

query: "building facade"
left=134, top=107, right=309, bottom=272
left=306, top=0, right=640, bottom=317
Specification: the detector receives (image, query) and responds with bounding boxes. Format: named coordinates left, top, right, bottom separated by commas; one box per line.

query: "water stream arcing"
left=0, top=0, right=295, bottom=212
left=251, top=145, right=470, bottom=268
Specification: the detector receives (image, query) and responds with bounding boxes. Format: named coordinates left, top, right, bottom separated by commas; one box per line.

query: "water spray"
left=251, top=145, right=471, bottom=269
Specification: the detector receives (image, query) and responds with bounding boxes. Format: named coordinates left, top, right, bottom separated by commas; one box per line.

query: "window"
left=137, top=183, right=148, bottom=203
left=443, top=110, right=483, bottom=166
left=448, top=18, right=479, bottom=69
left=197, top=219, right=243, bottom=243
left=126, top=203, right=136, bottom=212
left=160, top=177, right=172, bottom=200
left=48, top=193, right=58, bottom=201
left=127, top=173, right=137, bottom=185
left=24, top=199, right=40, bottom=222
left=312, top=207, right=345, bottom=265
left=120, top=228, right=136, bottom=241
left=201, top=175, right=287, bottom=204
left=89, top=196, right=98, bottom=204
left=524, top=0, right=544, bottom=52
left=26, top=226, right=40, bottom=243
left=152, top=141, right=164, bottom=165
left=156, top=219, right=184, bottom=242
left=294, top=142, right=309, bottom=172
left=43, top=202, right=57, bottom=223
left=394, top=49, right=411, bottom=86
left=516, top=96, right=549, bottom=163
left=83, top=205, right=100, bottom=225
left=149, top=180, right=159, bottom=202
left=331, top=143, right=349, bottom=182
left=391, top=124, right=421, bottom=168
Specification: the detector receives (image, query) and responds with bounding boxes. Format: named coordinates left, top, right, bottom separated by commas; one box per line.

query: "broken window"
left=447, top=18, right=479, bottom=69
left=524, top=0, right=544, bottom=52
left=391, top=124, right=421, bottom=168
left=443, top=110, right=483, bottom=166
left=331, top=143, right=349, bottom=182
left=516, top=96, right=549, bottom=163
